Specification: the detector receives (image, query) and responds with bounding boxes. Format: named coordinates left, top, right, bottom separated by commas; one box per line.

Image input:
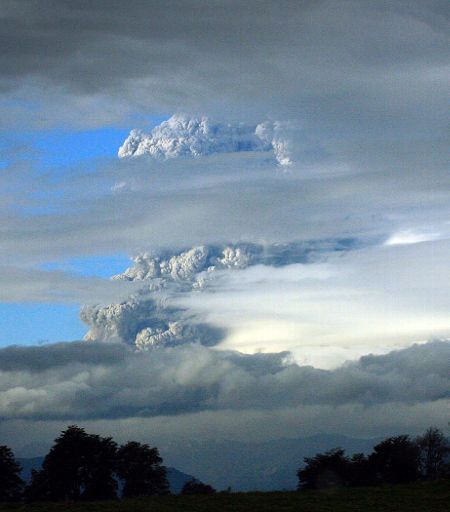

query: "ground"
left=1, top=481, right=448, bottom=512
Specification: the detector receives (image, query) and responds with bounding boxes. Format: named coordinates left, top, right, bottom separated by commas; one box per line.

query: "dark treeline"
left=26, top=425, right=171, bottom=502
left=0, top=425, right=216, bottom=503
left=297, top=427, right=450, bottom=490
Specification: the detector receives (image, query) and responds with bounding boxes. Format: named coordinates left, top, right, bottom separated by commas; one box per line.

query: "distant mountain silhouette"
left=17, top=457, right=196, bottom=495
left=159, top=433, right=383, bottom=491
left=165, top=467, right=198, bottom=494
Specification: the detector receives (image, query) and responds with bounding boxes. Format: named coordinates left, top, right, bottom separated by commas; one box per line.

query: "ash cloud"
left=113, top=240, right=358, bottom=282
left=80, top=294, right=224, bottom=350
left=119, top=114, right=292, bottom=166
left=80, top=240, right=361, bottom=349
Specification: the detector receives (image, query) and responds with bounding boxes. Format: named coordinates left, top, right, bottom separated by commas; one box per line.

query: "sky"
left=0, top=1, right=449, bottom=458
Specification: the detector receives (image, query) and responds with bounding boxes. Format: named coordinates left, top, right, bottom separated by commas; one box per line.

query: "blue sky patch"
left=0, top=303, right=85, bottom=347
left=28, top=127, right=129, bottom=168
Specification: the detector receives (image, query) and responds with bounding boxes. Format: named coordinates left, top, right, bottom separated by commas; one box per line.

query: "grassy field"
left=1, top=481, right=449, bottom=512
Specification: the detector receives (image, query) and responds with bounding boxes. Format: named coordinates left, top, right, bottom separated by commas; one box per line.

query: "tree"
left=416, top=427, right=449, bottom=480
left=369, top=435, right=420, bottom=484
left=297, top=448, right=350, bottom=490
left=80, top=432, right=118, bottom=501
left=0, top=445, right=24, bottom=502
left=26, top=425, right=117, bottom=502
left=181, top=479, right=216, bottom=495
left=347, top=453, right=373, bottom=487
left=25, top=468, right=50, bottom=503
left=116, top=441, right=169, bottom=498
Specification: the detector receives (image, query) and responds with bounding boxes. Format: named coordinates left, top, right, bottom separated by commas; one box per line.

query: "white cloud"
left=177, top=240, right=450, bottom=367
left=385, top=229, right=443, bottom=246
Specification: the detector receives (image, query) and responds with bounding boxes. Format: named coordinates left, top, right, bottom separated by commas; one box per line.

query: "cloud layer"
left=0, top=340, right=447, bottom=422
left=1, top=1, right=448, bottom=132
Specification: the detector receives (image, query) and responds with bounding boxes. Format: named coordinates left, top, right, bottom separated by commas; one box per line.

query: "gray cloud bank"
left=0, top=0, right=448, bottom=137
left=2, top=146, right=446, bottom=268
left=0, top=340, right=447, bottom=422
left=0, top=264, right=143, bottom=304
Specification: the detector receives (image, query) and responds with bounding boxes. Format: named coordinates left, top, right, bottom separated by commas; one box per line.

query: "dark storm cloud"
left=0, top=340, right=447, bottom=421
left=0, top=0, right=448, bottom=126
left=0, top=341, right=126, bottom=372
left=0, top=1, right=337, bottom=94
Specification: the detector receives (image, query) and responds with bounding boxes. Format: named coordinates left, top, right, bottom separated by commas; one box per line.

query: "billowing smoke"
left=80, top=293, right=224, bottom=350
left=118, top=114, right=292, bottom=166
left=80, top=239, right=360, bottom=349
left=113, top=240, right=359, bottom=283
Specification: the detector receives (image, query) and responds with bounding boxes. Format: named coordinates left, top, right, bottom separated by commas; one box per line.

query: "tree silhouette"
left=116, top=441, right=169, bottom=497
left=26, top=425, right=117, bottom=501
left=79, top=432, right=118, bottom=501
left=297, top=428, right=448, bottom=491
left=416, top=427, right=449, bottom=480
left=181, top=479, right=216, bottom=495
left=347, top=453, right=373, bottom=487
left=297, top=448, right=350, bottom=490
left=0, top=445, right=24, bottom=502
left=369, top=435, right=420, bottom=484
